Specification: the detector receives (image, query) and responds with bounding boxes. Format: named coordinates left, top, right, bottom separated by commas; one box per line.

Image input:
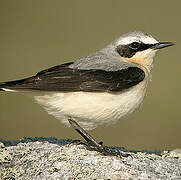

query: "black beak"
left=151, top=42, right=174, bottom=50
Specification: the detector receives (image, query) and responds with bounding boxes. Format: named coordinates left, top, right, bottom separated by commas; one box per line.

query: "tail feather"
left=0, top=77, right=35, bottom=92
left=0, top=82, right=6, bottom=91
left=0, top=85, right=5, bottom=91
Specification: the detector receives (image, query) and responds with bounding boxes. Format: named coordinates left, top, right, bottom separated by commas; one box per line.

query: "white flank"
left=33, top=77, right=149, bottom=131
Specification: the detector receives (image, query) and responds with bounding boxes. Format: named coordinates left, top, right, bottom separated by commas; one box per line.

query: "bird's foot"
left=85, top=142, right=131, bottom=157
left=70, top=139, right=131, bottom=157
left=68, top=117, right=131, bottom=157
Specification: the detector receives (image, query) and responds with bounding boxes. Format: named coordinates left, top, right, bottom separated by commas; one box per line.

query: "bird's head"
left=112, top=31, right=174, bottom=71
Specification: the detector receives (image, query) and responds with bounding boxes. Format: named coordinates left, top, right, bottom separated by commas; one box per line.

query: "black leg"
left=67, top=117, right=127, bottom=157
left=67, top=117, right=101, bottom=147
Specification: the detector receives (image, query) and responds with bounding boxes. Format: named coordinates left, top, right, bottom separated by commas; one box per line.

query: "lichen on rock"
left=0, top=137, right=181, bottom=179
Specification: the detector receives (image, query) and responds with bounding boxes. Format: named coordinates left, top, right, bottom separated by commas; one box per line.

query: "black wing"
left=0, top=62, right=145, bottom=92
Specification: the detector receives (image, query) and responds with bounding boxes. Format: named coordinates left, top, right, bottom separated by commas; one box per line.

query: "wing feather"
left=0, top=62, right=145, bottom=92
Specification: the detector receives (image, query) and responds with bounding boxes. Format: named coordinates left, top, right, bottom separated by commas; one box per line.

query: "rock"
left=0, top=137, right=180, bottom=179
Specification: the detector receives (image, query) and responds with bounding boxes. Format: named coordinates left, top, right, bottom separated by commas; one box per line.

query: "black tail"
left=0, top=77, right=35, bottom=91
left=0, top=83, right=5, bottom=91
left=0, top=82, right=7, bottom=91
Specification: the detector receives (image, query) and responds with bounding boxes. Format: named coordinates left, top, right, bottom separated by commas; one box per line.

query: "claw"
left=67, top=117, right=130, bottom=157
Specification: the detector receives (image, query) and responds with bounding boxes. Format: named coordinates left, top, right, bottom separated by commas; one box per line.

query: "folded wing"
left=0, top=62, right=145, bottom=92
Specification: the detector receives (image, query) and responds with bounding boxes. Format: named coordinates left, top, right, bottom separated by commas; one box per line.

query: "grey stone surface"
left=0, top=137, right=180, bottom=180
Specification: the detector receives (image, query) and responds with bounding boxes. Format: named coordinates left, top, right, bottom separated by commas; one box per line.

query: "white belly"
left=34, top=79, right=148, bottom=130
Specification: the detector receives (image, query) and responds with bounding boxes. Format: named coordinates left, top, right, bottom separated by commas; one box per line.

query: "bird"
left=0, top=31, right=174, bottom=153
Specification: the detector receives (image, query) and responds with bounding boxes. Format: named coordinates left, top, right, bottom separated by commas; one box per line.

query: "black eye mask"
left=116, top=42, right=154, bottom=58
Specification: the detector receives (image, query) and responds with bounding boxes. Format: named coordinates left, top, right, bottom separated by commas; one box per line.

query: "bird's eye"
left=129, top=42, right=140, bottom=50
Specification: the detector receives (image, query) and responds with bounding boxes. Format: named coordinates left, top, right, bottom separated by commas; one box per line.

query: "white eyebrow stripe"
left=116, top=34, right=158, bottom=46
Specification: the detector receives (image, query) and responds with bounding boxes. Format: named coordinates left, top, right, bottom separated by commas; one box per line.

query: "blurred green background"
left=0, top=0, right=180, bottom=150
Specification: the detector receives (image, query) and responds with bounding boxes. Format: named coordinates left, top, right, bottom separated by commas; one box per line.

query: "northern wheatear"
left=0, top=31, right=174, bottom=153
